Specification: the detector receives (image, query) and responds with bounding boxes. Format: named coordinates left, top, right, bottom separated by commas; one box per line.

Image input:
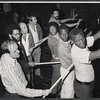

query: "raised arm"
left=89, top=49, right=100, bottom=61
left=65, top=18, right=83, bottom=28
left=59, top=14, right=78, bottom=24
left=93, top=30, right=100, bottom=41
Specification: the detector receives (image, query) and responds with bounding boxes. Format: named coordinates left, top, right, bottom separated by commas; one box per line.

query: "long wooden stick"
left=30, top=36, right=48, bottom=51
left=34, top=61, right=61, bottom=66
left=43, top=63, right=74, bottom=98
left=35, top=36, right=48, bottom=45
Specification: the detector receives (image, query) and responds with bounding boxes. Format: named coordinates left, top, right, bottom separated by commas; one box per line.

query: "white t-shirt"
left=71, top=36, right=94, bottom=82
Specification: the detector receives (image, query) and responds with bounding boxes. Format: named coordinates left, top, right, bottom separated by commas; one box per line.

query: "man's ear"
left=69, top=39, right=74, bottom=45
left=51, top=14, right=53, bottom=17
left=9, top=34, right=12, bottom=39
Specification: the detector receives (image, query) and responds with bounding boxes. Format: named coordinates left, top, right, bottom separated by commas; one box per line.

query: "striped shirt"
left=0, top=53, right=43, bottom=98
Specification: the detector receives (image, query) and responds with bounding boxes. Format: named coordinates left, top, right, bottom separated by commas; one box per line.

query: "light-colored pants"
left=60, top=66, right=75, bottom=98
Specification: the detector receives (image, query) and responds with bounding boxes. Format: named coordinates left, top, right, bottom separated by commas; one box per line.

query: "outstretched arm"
left=93, top=30, right=100, bottom=41
left=89, top=49, right=100, bottom=61
left=59, top=14, right=78, bottom=24
left=66, top=18, right=83, bottom=28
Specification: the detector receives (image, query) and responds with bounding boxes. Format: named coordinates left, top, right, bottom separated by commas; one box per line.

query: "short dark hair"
left=69, top=28, right=83, bottom=40
left=27, top=13, right=37, bottom=21
left=5, top=24, right=19, bottom=36
left=50, top=7, right=59, bottom=15
left=47, top=22, right=59, bottom=32
left=58, top=24, right=69, bottom=35
left=0, top=39, right=16, bottom=54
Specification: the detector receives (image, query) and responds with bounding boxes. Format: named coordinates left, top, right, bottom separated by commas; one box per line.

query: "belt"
left=75, top=78, right=94, bottom=85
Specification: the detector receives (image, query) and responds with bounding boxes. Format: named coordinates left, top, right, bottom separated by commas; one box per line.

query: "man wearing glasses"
left=5, top=24, right=34, bottom=86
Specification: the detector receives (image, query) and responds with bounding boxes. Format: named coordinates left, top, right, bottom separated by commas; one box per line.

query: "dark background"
left=0, top=3, right=100, bottom=98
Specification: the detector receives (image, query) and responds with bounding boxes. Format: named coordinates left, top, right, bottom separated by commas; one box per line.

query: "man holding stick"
left=69, top=28, right=100, bottom=98
left=0, top=39, right=50, bottom=98
left=58, top=24, right=75, bottom=98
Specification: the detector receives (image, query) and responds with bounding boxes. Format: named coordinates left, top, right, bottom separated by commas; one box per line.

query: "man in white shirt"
left=19, top=22, right=34, bottom=62
left=69, top=28, right=100, bottom=98
left=0, top=39, right=49, bottom=98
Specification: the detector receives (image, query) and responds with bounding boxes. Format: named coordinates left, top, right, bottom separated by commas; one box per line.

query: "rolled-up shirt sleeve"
left=74, top=50, right=91, bottom=64
left=86, top=36, right=94, bottom=47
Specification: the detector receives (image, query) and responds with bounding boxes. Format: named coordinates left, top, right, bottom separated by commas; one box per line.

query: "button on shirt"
left=71, top=36, right=95, bottom=82
left=0, top=53, right=43, bottom=98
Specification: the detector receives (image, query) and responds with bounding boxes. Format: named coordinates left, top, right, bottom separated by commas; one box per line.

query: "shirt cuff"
left=32, top=90, right=43, bottom=97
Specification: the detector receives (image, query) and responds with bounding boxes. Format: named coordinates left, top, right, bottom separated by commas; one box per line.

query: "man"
left=5, top=24, right=34, bottom=84
left=58, top=24, right=75, bottom=98
left=27, top=13, right=43, bottom=76
left=0, top=39, right=49, bottom=98
left=69, top=28, right=100, bottom=98
left=19, top=22, right=34, bottom=62
left=47, top=22, right=61, bottom=96
left=49, top=7, right=81, bottom=27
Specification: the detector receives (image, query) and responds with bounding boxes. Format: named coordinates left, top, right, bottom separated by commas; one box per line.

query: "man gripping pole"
left=43, top=63, right=74, bottom=98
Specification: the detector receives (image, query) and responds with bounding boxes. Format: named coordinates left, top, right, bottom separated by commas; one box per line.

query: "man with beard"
left=5, top=24, right=34, bottom=85
left=49, top=7, right=82, bottom=27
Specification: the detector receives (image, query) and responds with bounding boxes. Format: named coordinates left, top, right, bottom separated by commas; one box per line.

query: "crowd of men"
left=0, top=6, right=100, bottom=98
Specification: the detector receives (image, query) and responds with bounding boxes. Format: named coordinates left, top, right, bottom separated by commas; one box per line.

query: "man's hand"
left=42, top=89, right=51, bottom=97
left=28, top=62, right=35, bottom=67
left=69, top=14, right=78, bottom=21
left=28, top=47, right=34, bottom=53
left=76, top=18, right=83, bottom=28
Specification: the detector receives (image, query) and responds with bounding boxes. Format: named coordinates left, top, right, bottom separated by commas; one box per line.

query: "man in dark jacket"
left=5, top=24, right=35, bottom=85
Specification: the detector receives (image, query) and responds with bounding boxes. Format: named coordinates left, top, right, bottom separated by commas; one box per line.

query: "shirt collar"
left=72, top=44, right=87, bottom=50
left=3, top=53, right=17, bottom=63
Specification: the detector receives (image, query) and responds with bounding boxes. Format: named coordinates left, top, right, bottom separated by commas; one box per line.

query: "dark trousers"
left=74, top=78, right=94, bottom=98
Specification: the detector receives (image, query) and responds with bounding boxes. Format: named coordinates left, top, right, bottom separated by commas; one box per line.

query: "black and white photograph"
left=0, top=2, right=100, bottom=99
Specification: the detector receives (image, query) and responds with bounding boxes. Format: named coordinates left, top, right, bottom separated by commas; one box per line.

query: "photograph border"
left=0, top=1, right=100, bottom=100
